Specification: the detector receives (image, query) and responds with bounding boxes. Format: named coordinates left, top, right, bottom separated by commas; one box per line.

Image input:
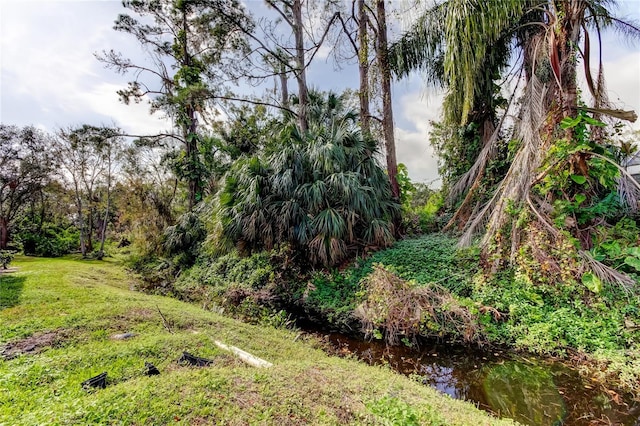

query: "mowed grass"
left=0, top=256, right=515, bottom=425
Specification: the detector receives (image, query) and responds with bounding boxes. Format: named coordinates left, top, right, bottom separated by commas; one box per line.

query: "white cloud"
left=76, top=83, right=173, bottom=135
left=0, top=1, right=173, bottom=134
left=600, top=51, right=640, bottom=130
left=394, top=90, right=444, bottom=186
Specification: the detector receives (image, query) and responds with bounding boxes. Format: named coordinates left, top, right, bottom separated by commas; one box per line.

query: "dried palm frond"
left=592, top=153, right=640, bottom=213
left=355, top=265, right=483, bottom=345
left=443, top=71, right=524, bottom=231
left=617, top=174, right=640, bottom=212
left=582, top=107, right=637, bottom=123
left=446, top=129, right=501, bottom=205
left=485, top=73, right=547, bottom=238
left=480, top=141, right=537, bottom=248
left=579, top=250, right=636, bottom=292
left=457, top=185, right=502, bottom=248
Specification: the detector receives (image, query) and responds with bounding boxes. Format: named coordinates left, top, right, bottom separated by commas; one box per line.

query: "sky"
left=1, top=0, right=639, bottom=186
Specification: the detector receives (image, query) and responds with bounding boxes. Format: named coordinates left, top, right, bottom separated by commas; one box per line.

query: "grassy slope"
left=0, top=256, right=515, bottom=426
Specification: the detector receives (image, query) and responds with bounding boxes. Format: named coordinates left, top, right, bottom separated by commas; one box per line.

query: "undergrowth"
left=355, top=264, right=482, bottom=345
left=304, top=234, right=481, bottom=329
left=127, top=227, right=640, bottom=393
left=308, top=231, right=640, bottom=392
left=172, top=245, right=302, bottom=327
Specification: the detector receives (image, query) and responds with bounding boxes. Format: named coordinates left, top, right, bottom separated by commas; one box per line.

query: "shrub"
left=125, top=253, right=180, bottom=295
left=173, top=246, right=305, bottom=323
left=0, top=250, right=15, bottom=269
left=355, top=264, right=482, bottom=345
left=219, top=92, right=399, bottom=266
left=163, top=210, right=206, bottom=267
left=473, top=269, right=640, bottom=354
left=400, top=179, right=445, bottom=235
left=16, top=223, right=79, bottom=257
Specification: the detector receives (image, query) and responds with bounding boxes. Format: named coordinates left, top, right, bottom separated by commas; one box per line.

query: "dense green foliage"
left=305, top=234, right=478, bottom=327
left=163, top=211, right=207, bottom=267
left=298, top=232, right=640, bottom=391
left=0, top=125, right=57, bottom=251
left=16, top=223, right=79, bottom=257
left=100, top=0, right=253, bottom=209
left=173, top=246, right=301, bottom=326
left=219, top=93, right=399, bottom=266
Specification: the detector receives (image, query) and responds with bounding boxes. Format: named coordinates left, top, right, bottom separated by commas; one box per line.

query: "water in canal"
left=316, top=332, right=640, bottom=425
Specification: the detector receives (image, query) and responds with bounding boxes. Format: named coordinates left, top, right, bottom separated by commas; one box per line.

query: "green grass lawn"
left=0, top=256, right=515, bottom=425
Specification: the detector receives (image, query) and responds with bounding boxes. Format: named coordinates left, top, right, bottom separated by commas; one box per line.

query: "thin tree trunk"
left=358, top=0, right=370, bottom=136
left=0, top=217, right=8, bottom=250
left=181, top=7, right=199, bottom=210
left=99, top=156, right=112, bottom=259
left=292, top=0, right=308, bottom=133
left=76, top=193, right=86, bottom=257
left=375, top=0, right=400, bottom=200
left=279, top=62, right=289, bottom=108
left=86, top=200, right=94, bottom=252
left=98, top=198, right=110, bottom=258
left=185, top=103, right=199, bottom=210
left=38, top=188, right=46, bottom=229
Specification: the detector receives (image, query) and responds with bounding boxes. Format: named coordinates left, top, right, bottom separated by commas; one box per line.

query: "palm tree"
left=219, top=92, right=399, bottom=266
left=391, top=0, right=640, bottom=282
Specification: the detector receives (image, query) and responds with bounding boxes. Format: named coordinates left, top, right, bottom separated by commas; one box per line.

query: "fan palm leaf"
left=218, top=91, right=398, bottom=265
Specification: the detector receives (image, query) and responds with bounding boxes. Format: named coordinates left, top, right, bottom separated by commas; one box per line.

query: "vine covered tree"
left=392, top=0, right=640, bottom=283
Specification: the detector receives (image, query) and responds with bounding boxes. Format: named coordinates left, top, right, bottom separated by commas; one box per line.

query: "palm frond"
left=218, top=91, right=398, bottom=265
left=579, top=250, right=636, bottom=291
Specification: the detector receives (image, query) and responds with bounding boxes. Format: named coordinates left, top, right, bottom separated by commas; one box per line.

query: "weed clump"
left=355, top=264, right=482, bottom=345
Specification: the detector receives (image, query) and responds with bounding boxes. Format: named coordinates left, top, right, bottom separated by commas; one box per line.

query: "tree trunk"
left=358, top=0, right=371, bottom=137
left=279, top=62, right=289, bottom=108
left=76, top=195, right=86, bottom=257
left=558, top=1, right=584, bottom=120
left=0, top=217, right=8, bottom=250
left=86, top=201, right=94, bottom=253
left=98, top=156, right=112, bottom=259
left=185, top=103, right=199, bottom=211
left=375, top=0, right=400, bottom=200
left=181, top=7, right=200, bottom=211
left=292, top=0, right=308, bottom=133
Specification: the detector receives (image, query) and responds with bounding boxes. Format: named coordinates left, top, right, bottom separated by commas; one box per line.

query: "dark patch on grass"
left=98, top=308, right=156, bottom=333
left=0, top=274, right=25, bottom=311
left=113, top=307, right=156, bottom=323
left=1, top=328, right=71, bottom=359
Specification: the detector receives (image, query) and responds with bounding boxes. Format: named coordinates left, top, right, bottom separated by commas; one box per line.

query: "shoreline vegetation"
left=1, top=255, right=515, bottom=425
left=165, top=233, right=640, bottom=396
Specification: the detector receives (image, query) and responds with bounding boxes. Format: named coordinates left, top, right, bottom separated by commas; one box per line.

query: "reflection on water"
left=316, top=332, right=640, bottom=426
left=483, top=362, right=566, bottom=426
